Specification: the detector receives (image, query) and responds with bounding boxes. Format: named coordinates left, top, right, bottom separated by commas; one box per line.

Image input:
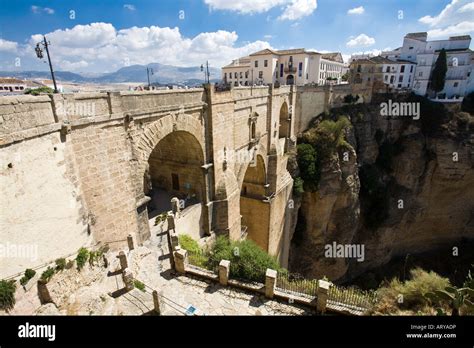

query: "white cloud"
left=458, top=2, right=474, bottom=12
left=123, top=4, right=136, bottom=11
left=419, top=0, right=474, bottom=38
left=278, top=0, right=317, bottom=20
left=22, top=22, right=271, bottom=72
left=427, top=21, right=474, bottom=38
left=59, top=60, right=89, bottom=71
left=346, top=34, right=375, bottom=47
left=347, top=6, right=364, bottom=15
left=204, top=0, right=317, bottom=19
left=204, top=0, right=287, bottom=14
left=0, top=38, right=18, bottom=53
left=31, top=5, right=54, bottom=14
left=263, top=34, right=273, bottom=39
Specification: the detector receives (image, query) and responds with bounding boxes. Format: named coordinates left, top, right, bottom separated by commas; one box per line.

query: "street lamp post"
left=201, top=61, right=210, bottom=84
left=35, top=36, right=58, bottom=93
left=146, top=67, right=154, bottom=89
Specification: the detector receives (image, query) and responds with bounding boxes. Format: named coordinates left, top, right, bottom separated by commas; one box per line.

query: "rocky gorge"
left=288, top=94, right=474, bottom=286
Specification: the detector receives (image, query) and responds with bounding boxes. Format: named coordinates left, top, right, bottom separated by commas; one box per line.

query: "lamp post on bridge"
left=201, top=61, right=210, bottom=84
left=35, top=36, right=58, bottom=93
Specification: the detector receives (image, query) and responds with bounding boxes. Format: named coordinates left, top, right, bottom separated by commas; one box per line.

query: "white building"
left=382, top=32, right=474, bottom=99
left=0, top=77, right=26, bottom=94
left=381, top=59, right=416, bottom=90
left=222, top=48, right=345, bottom=87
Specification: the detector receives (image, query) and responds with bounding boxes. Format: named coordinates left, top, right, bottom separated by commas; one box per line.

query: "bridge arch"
left=279, top=101, right=290, bottom=139
left=133, top=113, right=206, bottom=240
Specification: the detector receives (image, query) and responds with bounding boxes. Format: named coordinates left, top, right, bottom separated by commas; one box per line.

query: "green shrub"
left=133, top=280, right=146, bottom=292
left=76, top=247, right=90, bottom=270
left=377, top=268, right=450, bottom=311
left=55, top=258, right=66, bottom=271
left=296, top=143, right=319, bottom=191
left=24, top=86, right=54, bottom=96
left=293, top=177, right=304, bottom=196
left=0, top=280, right=16, bottom=311
left=179, top=234, right=209, bottom=268
left=41, top=267, right=56, bottom=283
left=179, top=234, right=201, bottom=255
left=208, top=237, right=281, bottom=283
left=20, top=269, right=36, bottom=286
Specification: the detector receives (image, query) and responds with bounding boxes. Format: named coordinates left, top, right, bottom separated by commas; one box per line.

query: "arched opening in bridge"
left=240, top=154, right=270, bottom=251
left=279, top=102, right=290, bottom=139
left=144, top=130, right=205, bottom=238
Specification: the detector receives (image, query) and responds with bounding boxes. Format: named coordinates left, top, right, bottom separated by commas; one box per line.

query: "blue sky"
left=0, top=0, right=473, bottom=73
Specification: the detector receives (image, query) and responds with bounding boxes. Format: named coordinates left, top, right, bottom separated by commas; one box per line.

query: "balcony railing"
left=284, top=66, right=297, bottom=73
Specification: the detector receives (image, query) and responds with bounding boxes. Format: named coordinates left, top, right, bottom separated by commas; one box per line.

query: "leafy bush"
left=407, top=94, right=447, bottom=136
left=293, top=177, right=304, bottom=196
left=179, top=234, right=209, bottom=267
left=296, top=144, right=319, bottom=191
left=208, top=237, right=282, bottom=283
left=179, top=234, right=201, bottom=255
left=24, top=86, right=54, bottom=96
left=133, top=280, right=146, bottom=292
left=76, top=247, right=90, bottom=270
left=0, top=280, right=16, bottom=311
left=55, top=258, right=66, bottom=271
left=20, top=269, right=36, bottom=286
left=297, top=116, right=352, bottom=192
left=375, top=268, right=450, bottom=314
left=40, top=267, right=56, bottom=283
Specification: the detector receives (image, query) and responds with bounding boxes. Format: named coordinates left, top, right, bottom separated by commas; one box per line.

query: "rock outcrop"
left=289, top=99, right=474, bottom=282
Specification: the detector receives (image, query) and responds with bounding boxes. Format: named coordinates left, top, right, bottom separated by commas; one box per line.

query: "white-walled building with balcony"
left=221, top=48, right=345, bottom=86
left=382, top=32, right=474, bottom=99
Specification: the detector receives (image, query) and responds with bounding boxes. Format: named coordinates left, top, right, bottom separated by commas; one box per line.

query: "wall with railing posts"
left=172, top=242, right=377, bottom=315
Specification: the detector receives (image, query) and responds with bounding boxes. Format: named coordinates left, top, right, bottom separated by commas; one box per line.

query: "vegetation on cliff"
left=295, top=116, right=352, bottom=192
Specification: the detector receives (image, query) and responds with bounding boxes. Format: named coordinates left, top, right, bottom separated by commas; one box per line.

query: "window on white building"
left=419, top=72, right=423, bottom=77
left=255, top=61, right=258, bottom=68
left=401, top=65, right=405, bottom=73
left=240, top=72, right=243, bottom=78
left=399, top=75, right=403, bottom=82
left=235, top=72, right=238, bottom=78
left=264, top=60, right=268, bottom=67
left=410, top=65, right=414, bottom=73
left=454, top=82, right=459, bottom=87
left=259, top=71, right=263, bottom=79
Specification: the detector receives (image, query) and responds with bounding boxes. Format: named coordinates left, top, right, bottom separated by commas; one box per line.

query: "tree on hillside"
left=430, top=48, right=447, bottom=95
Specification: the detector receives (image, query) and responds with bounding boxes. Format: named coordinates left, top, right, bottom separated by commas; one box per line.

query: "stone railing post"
left=173, top=248, right=187, bottom=274
left=117, top=251, right=128, bottom=271
left=167, top=212, right=175, bottom=231
left=122, top=268, right=134, bottom=291
left=265, top=269, right=277, bottom=299
left=317, top=279, right=331, bottom=313
left=127, top=234, right=134, bottom=251
left=152, top=290, right=161, bottom=315
left=169, top=230, right=179, bottom=252
left=218, top=260, right=230, bottom=286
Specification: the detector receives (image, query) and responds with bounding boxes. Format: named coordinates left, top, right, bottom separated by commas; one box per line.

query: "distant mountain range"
left=0, top=63, right=221, bottom=86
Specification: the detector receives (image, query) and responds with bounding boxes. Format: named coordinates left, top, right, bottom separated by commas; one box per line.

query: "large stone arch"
left=279, top=101, right=290, bottom=139
left=132, top=113, right=206, bottom=241
left=133, top=113, right=205, bottom=198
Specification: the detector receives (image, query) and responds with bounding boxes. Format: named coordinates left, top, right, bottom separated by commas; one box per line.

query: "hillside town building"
left=381, top=32, right=474, bottom=99
left=222, top=48, right=345, bottom=86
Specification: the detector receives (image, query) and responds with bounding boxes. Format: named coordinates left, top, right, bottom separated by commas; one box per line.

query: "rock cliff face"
left=289, top=99, right=474, bottom=282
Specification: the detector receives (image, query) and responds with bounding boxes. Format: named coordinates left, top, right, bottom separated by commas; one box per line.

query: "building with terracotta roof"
left=0, top=77, right=26, bottom=94
left=222, top=48, right=345, bottom=87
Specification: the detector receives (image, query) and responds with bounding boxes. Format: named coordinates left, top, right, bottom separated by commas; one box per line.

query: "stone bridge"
left=0, top=85, right=306, bottom=276
left=1, top=83, right=372, bottom=276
